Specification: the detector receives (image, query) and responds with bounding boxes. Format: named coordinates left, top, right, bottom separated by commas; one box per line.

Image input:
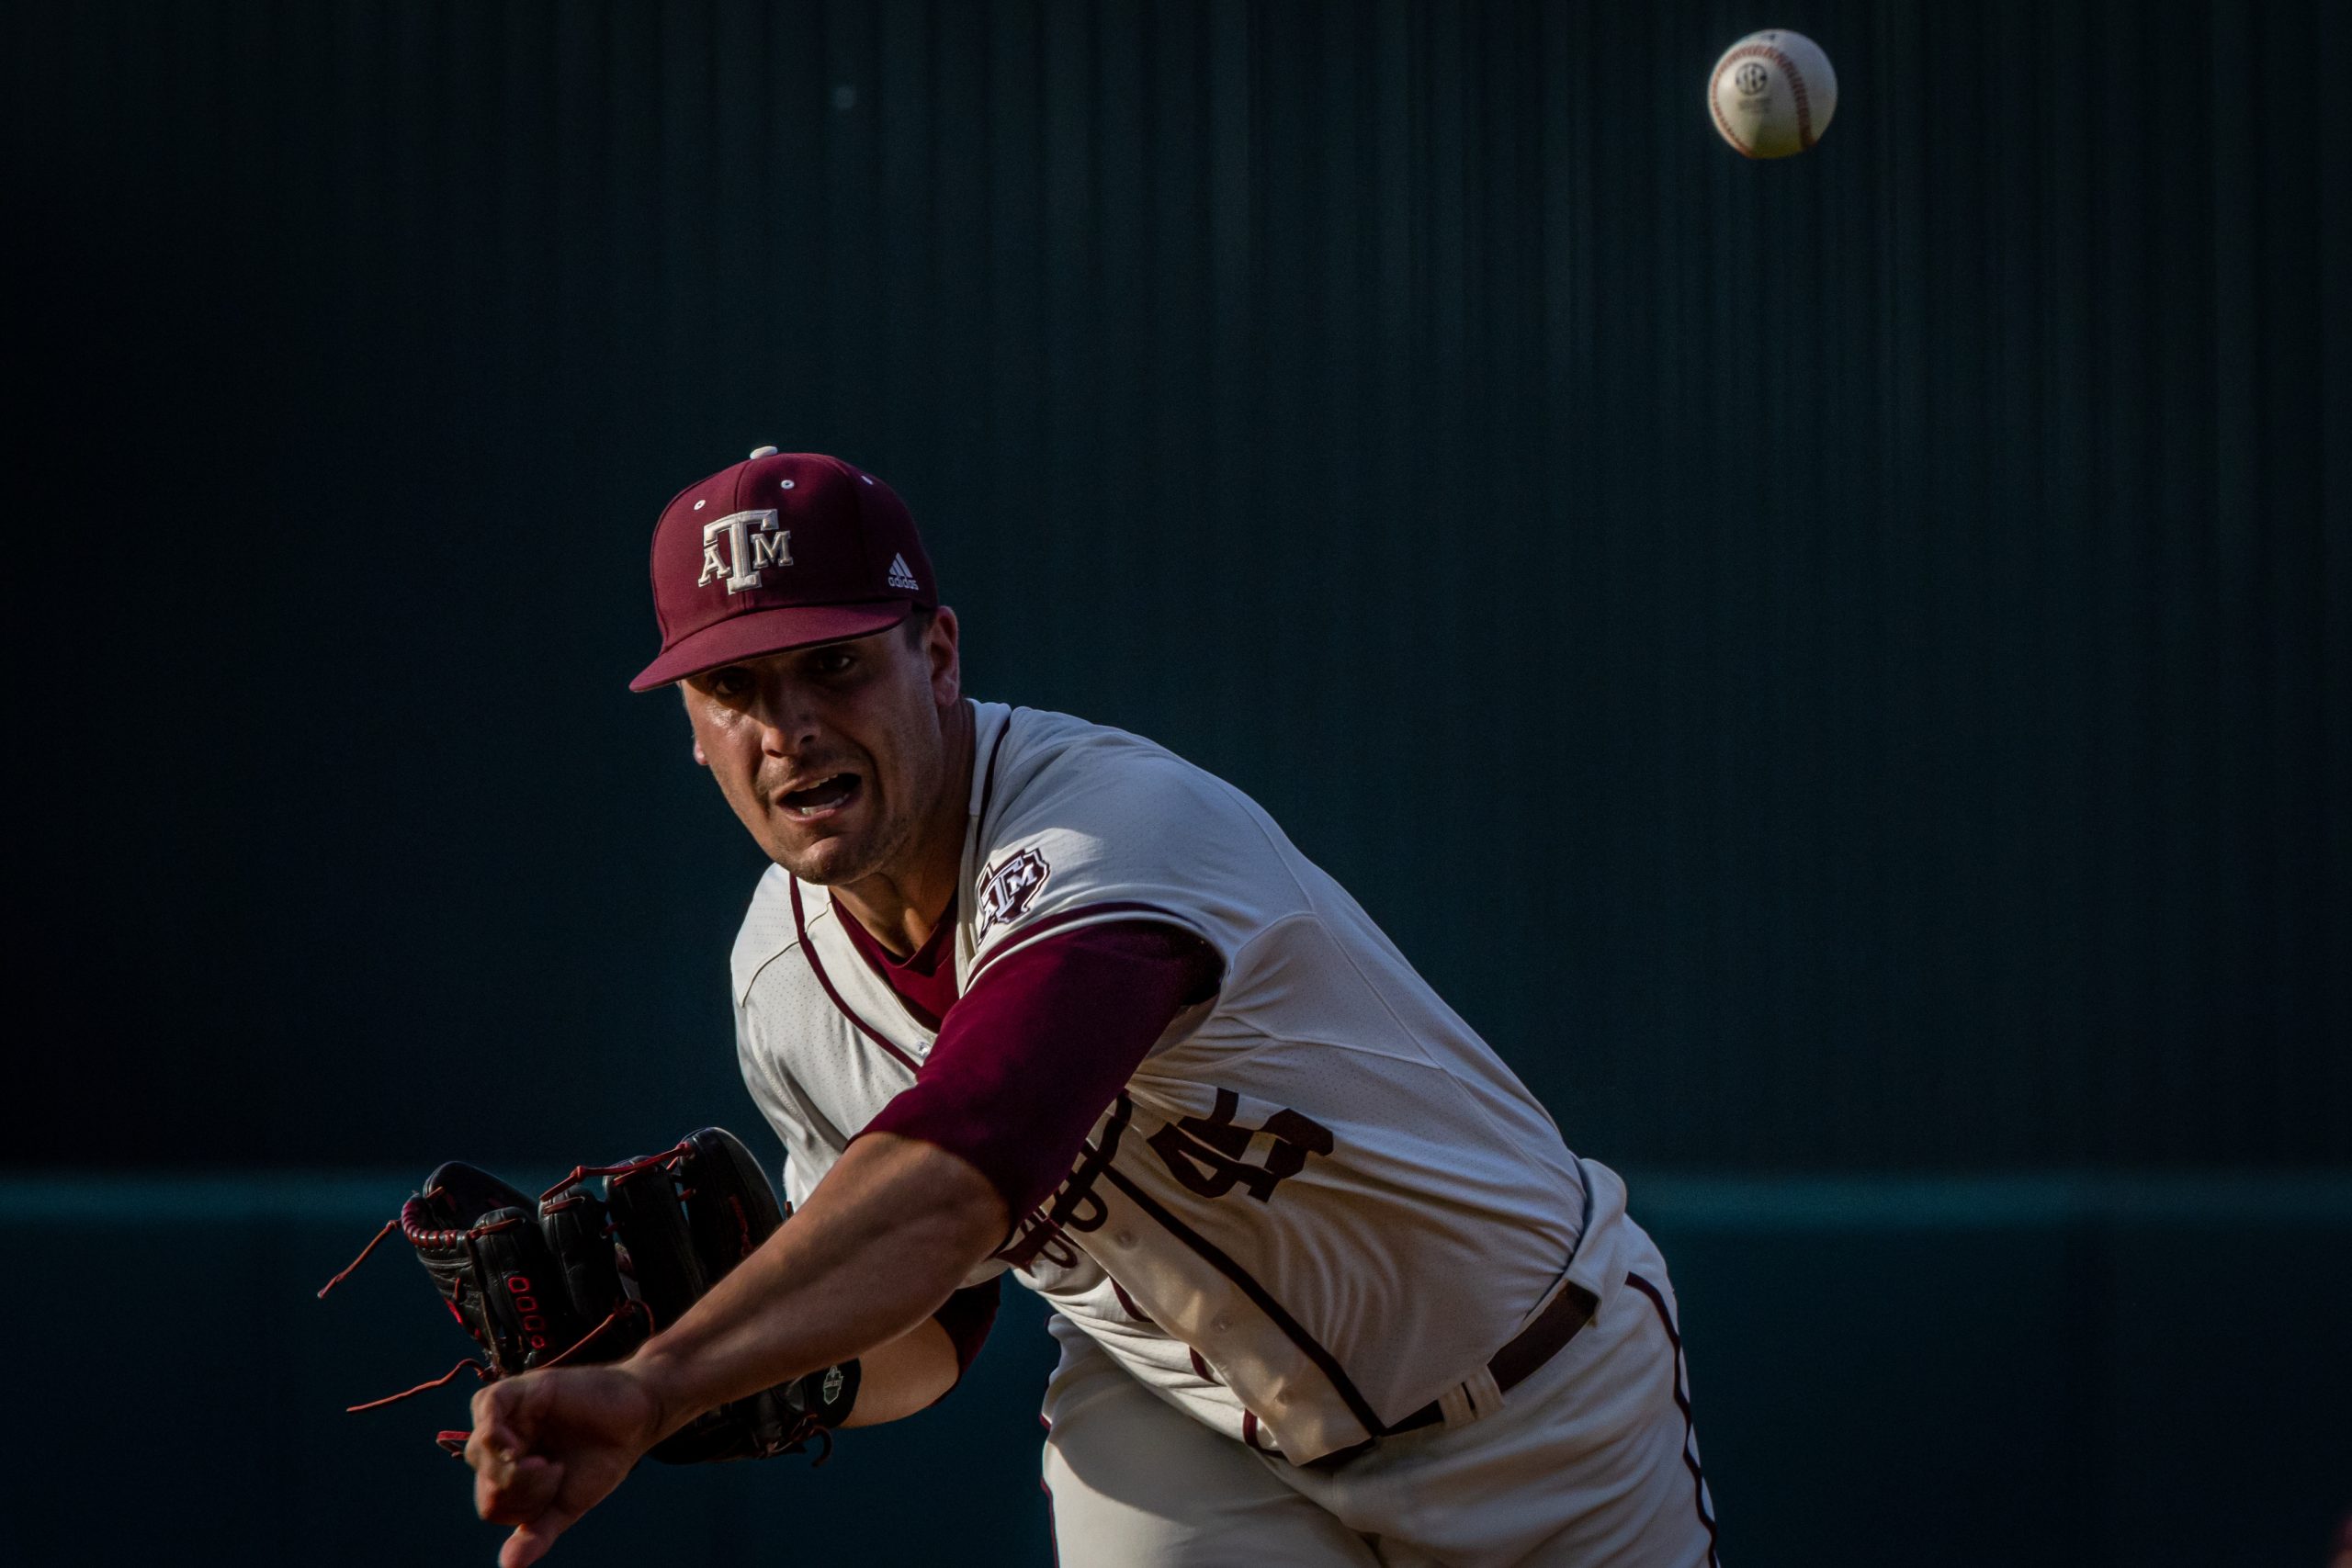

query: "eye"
left=706, top=667, right=752, bottom=699
left=807, top=649, right=856, bottom=677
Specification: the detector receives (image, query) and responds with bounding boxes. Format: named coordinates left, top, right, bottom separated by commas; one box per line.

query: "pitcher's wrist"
left=616, top=1347, right=698, bottom=1448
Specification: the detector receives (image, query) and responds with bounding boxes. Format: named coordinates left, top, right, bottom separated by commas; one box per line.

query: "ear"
left=680, top=685, right=710, bottom=767
left=926, top=605, right=963, bottom=707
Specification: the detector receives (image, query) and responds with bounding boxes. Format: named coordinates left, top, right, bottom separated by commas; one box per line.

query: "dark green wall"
left=6, top=1175, right=2348, bottom=1567
left=12, top=0, right=2346, bottom=1172
left=8, top=6, right=2347, bottom=1565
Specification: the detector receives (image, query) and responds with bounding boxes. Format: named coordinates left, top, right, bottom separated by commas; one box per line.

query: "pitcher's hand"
left=465, top=1364, right=665, bottom=1568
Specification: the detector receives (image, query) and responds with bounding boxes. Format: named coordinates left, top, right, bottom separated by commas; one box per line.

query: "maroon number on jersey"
left=1146, top=1089, right=1335, bottom=1203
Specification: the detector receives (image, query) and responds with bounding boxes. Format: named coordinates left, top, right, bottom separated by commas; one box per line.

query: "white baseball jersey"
left=730, top=701, right=1639, bottom=1463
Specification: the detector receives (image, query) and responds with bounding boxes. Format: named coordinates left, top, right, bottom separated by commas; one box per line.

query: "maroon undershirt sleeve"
left=862, top=919, right=1225, bottom=1221
left=928, top=1276, right=1002, bottom=1393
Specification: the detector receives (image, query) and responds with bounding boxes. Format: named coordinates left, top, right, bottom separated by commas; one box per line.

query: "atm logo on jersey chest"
left=978, top=848, right=1050, bottom=934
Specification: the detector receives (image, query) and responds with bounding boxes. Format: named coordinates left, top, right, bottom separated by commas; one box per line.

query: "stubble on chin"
left=767, top=830, right=857, bottom=886
left=765, top=813, right=893, bottom=887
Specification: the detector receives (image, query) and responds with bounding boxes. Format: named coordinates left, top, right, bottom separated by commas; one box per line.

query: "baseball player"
left=464, top=450, right=1721, bottom=1567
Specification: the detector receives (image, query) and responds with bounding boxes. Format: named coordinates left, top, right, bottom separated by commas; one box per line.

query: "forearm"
left=623, top=1132, right=1006, bottom=1441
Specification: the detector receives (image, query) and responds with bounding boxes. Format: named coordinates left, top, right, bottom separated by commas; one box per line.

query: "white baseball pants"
left=1039, top=1223, right=1719, bottom=1567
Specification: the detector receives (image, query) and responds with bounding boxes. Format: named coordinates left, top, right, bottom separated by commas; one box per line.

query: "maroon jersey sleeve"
left=860, top=919, right=1223, bottom=1218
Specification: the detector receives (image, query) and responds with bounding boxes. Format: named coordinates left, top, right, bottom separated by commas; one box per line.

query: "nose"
left=747, top=672, right=822, bottom=758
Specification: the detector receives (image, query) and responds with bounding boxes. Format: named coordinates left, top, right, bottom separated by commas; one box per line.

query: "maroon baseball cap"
left=629, top=448, right=938, bottom=692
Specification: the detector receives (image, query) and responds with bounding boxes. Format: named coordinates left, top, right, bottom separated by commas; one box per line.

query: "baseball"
left=1709, top=28, right=1838, bottom=158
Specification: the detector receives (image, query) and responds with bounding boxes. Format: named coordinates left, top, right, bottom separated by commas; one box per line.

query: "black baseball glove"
left=319, top=1126, right=859, bottom=1463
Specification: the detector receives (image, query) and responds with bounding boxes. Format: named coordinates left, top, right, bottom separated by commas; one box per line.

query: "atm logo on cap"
left=697, top=509, right=794, bottom=593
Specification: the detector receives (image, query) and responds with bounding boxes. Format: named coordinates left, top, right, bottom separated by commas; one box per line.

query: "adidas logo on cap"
left=888, top=553, right=921, bottom=592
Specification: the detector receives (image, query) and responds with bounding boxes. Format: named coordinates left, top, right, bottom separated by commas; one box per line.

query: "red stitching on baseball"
left=1769, top=46, right=1815, bottom=149
left=1712, top=42, right=1815, bottom=154
left=1708, top=53, right=1758, bottom=157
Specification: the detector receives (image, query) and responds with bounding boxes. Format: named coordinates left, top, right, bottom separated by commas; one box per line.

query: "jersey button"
left=1114, top=1230, right=1136, bottom=1247
left=1210, top=1314, right=1233, bottom=1334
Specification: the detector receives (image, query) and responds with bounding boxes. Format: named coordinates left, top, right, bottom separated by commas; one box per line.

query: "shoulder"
left=979, top=704, right=1273, bottom=847
left=967, top=704, right=1313, bottom=963
left=729, top=863, right=821, bottom=1006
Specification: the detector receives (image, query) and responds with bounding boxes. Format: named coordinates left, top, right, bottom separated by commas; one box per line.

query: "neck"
left=831, top=700, right=977, bottom=957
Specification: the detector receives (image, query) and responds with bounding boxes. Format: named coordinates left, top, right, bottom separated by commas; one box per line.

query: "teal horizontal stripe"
left=0, top=1169, right=569, bottom=1224
left=3, top=1170, right=2348, bottom=1227
left=1628, top=1172, right=2352, bottom=1229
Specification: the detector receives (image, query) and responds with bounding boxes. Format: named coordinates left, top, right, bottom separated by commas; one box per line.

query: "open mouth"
left=780, top=773, right=862, bottom=820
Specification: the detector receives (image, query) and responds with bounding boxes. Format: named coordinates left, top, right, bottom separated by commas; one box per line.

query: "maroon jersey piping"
left=1095, top=1162, right=1388, bottom=1438
left=968, top=901, right=1208, bottom=985
left=789, top=877, right=922, bottom=1073
left=1626, top=1271, right=1722, bottom=1564
left=973, top=711, right=1012, bottom=838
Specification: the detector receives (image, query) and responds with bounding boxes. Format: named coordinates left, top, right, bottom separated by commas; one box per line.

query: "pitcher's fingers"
left=469, top=1379, right=529, bottom=1450
left=476, top=1454, right=560, bottom=1526
left=463, top=1422, right=522, bottom=1495
left=498, top=1502, right=582, bottom=1568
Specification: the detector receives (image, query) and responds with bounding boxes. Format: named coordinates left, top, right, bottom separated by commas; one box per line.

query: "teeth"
left=784, top=774, right=856, bottom=818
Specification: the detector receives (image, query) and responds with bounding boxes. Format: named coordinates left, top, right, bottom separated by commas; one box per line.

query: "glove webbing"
left=317, top=1128, right=851, bottom=1465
